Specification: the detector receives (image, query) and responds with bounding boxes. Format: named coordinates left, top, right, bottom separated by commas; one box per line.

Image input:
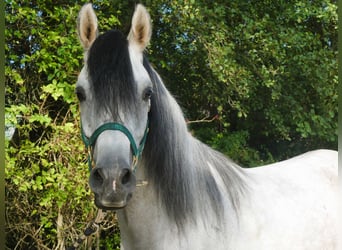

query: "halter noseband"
left=81, top=120, right=149, bottom=172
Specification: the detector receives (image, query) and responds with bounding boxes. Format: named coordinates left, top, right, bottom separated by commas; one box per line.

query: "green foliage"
left=211, top=131, right=274, bottom=167
left=193, top=126, right=274, bottom=167
left=99, top=226, right=121, bottom=250
left=5, top=0, right=120, bottom=248
left=5, top=0, right=337, bottom=248
left=145, top=0, right=337, bottom=159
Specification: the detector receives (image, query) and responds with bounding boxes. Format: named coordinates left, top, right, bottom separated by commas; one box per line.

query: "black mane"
left=142, top=58, right=247, bottom=228
left=142, top=58, right=196, bottom=226
left=87, top=30, right=137, bottom=120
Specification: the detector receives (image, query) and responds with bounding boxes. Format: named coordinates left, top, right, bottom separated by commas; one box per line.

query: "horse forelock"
left=142, top=58, right=248, bottom=230
left=87, top=30, right=137, bottom=120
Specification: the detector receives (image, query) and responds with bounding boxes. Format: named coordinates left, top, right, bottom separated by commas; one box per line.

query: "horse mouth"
left=96, top=200, right=127, bottom=210
left=94, top=193, right=132, bottom=210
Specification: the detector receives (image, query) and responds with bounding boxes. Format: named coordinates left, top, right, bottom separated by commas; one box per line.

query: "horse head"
left=76, top=4, right=153, bottom=209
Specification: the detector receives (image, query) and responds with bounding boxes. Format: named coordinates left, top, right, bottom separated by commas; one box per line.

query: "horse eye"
left=75, top=87, right=86, bottom=102
left=143, top=87, right=153, bottom=101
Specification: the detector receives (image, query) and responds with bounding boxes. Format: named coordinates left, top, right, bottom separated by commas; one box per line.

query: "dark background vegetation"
left=5, top=0, right=337, bottom=249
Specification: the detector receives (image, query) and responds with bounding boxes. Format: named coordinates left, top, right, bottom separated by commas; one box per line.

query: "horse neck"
left=138, top=67, right=246, bottom=230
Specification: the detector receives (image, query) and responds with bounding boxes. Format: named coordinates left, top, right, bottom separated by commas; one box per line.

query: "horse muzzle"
left=89, top=165, right=136, bottom=210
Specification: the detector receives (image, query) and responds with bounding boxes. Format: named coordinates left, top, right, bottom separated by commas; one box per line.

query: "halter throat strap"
left=81, top=120, right=149, bottom=172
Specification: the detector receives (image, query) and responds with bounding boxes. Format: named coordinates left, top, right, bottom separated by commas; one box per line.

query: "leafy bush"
left=5, top=1, right=121, bottom=248
left=193, top=126, right=274, bottom=167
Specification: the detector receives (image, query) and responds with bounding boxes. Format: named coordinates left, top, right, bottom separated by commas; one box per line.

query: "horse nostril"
left=91, top=168, right=104, bottom=189
left=120, top=168, right=132, bottom=185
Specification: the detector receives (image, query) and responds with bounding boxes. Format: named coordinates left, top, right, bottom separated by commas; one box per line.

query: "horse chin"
left=94, top=193, right=132, bottom=210
left=95, top=201, right=127, bottom=210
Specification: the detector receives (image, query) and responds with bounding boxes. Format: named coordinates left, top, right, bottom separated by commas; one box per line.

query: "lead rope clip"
left=66, top=209, right=107, bottom=250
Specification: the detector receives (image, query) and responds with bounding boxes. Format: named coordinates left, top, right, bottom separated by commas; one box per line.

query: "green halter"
left=81, top=120, right=149, bottom=172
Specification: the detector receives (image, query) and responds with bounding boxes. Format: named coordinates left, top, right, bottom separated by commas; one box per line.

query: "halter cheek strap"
left=81, top=120, right=149, bottom=172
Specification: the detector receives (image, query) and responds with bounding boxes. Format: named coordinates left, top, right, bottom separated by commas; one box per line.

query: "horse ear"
left=128, top=4, right=152, bottom=52
left=77, top=3, right=98, bottom=50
